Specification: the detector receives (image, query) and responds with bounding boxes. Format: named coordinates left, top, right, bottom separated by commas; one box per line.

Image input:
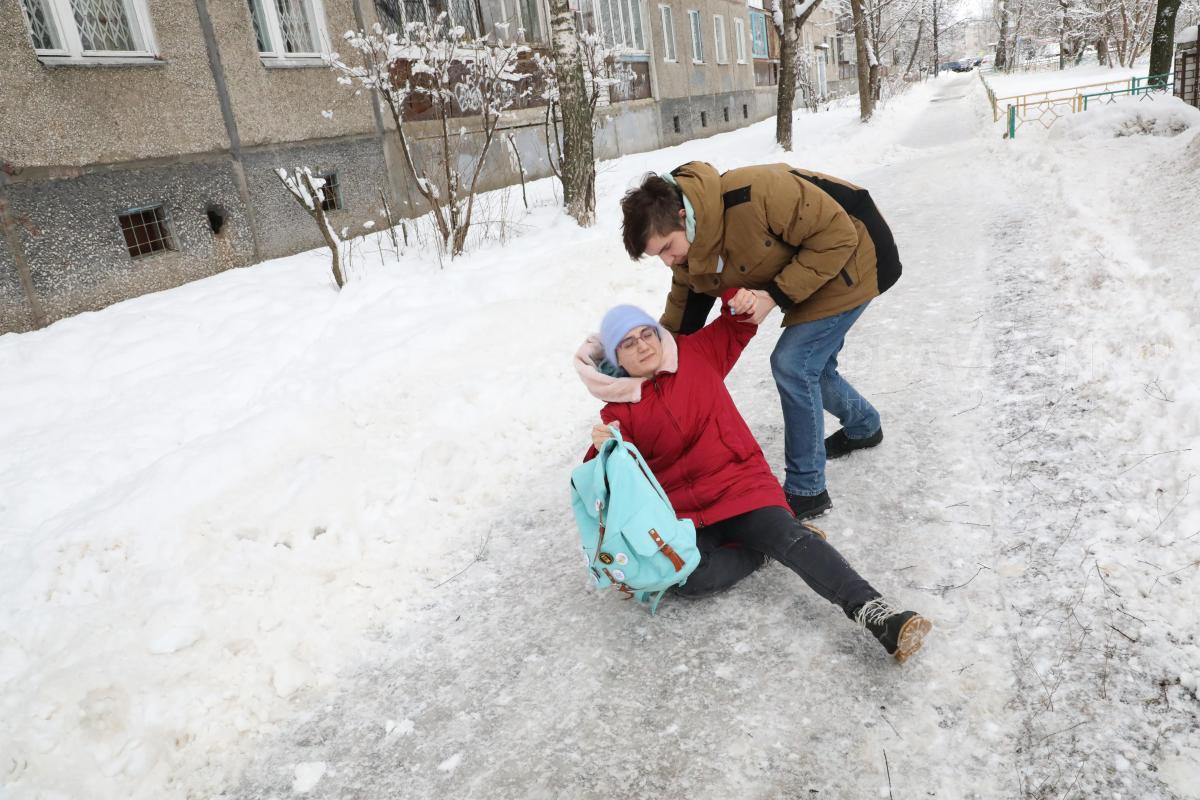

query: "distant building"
left=2, top=0, right=842, bottom=333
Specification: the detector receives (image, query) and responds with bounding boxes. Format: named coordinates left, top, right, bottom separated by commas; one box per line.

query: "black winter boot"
left=786, top=490, right=832, bottom=520
left=854, top=598, right=932, bottom=663
left=825, top=427, right=883, bottom=459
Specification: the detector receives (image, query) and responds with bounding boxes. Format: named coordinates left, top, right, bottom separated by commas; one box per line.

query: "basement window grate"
left=118, top=204, right=176, bottom=258
left=317, top=172, right=342, bottom=212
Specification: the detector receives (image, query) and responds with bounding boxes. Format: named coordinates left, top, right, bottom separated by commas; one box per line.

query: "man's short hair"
left=620, top=174, right=685, bottom=260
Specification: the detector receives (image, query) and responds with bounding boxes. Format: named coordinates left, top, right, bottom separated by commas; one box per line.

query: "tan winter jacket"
left=660, top=161, right=902, bottom=333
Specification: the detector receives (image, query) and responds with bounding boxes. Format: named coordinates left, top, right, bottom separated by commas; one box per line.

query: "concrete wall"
left=650, top=0, right=758, bottom=101
left=241, top=134, right=393, bottom=260
left=3, top=158, right=255, bottom=325
left=1, top=0, right=229, bottom=168
left=205, top=0, right=379, bottom=147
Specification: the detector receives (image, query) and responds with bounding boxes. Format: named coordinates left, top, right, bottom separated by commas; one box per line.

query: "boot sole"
left=825, top=431, right=884, bottom=460
left=826, top=440, right=883, bottom=460
left=792, top=500, right=832, bottom=521
left=893, top=615, right=932, bottom=664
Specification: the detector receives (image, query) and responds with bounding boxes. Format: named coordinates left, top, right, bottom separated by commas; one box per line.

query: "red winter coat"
left=578, top=302, right=788, bottom=528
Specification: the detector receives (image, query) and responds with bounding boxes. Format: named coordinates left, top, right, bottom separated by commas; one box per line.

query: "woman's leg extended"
left=672, top=526, right=767, bottom=599
left=720, top=506, right=880, bottom=617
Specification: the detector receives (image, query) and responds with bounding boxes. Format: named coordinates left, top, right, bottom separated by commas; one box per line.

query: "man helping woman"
left=574, top=294, right=930, bottom=663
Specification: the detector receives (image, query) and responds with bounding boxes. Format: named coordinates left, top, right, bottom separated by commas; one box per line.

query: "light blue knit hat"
left=600, top=305, right=660, bottom=366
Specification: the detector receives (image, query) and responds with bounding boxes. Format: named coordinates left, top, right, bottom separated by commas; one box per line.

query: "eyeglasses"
left=617, top=326, right=659, bottom=353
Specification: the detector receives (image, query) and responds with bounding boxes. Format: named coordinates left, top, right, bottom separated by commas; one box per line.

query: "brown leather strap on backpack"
left=648, top=528, right=685, bottom=572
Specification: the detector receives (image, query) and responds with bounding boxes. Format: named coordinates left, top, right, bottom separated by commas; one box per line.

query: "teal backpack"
left=569, top=425, right=701, bottom=613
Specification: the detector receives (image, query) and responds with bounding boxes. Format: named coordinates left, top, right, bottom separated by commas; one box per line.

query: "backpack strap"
left=606, top=425, right=675, bottom=510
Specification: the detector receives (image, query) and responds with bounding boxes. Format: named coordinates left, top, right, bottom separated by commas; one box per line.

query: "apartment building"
left=2, top=0, right=845, bottom=333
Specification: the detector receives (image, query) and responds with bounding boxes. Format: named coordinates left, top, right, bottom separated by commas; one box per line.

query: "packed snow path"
left=4, top=72, right=1198, bottom=800
left=219, top=76, right=1200, bottom=799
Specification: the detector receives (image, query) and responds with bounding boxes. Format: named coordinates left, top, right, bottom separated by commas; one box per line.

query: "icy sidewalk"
left=224, top=75, right=1025, bottom=799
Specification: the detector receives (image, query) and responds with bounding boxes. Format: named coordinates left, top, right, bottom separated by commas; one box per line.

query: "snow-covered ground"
left=2, top=71, right=1199, bottom=799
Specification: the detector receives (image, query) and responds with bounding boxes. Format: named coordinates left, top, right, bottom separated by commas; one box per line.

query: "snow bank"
left=1176, top=24, right=1198, bottom=44
left=1052, top=95, right=1200, bottom=138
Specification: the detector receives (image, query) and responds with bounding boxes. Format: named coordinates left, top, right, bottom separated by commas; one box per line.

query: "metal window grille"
left=118, top=205, right=176, bottom=258
left=376, top=0, right=479, bottom=37
left=20, top=0, right=63, bottom=49
left=317, top=173, right=342, bottom=212
left=659, top=6, right=675, bottom=61
left=71, top=0, right=138, bottom=51
left=274, top=0, right=317, bottom=53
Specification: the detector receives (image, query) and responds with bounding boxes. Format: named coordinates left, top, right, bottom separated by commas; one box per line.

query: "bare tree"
left=1148, top=0, right=1184, bottom=78
left=328, top=18, right=528, bottom=258
left=546, top=0, right=595, bottom=225
left=851, top=0, right=876, bottom=119
left=775, top=0, right=825, bottom=149
left=276, top=167, right=345, bottom=289
left=535, top=30, right=633, bottom=222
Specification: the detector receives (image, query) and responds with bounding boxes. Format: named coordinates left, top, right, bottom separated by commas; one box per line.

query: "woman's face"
left=615, top=325, right=663, bottom=378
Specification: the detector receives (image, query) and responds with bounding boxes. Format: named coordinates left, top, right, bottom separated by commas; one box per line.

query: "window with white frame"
left=580, top=0, right=646, bottom=51
left=713, top=14, right=727, bottom=64
left=18, top=0, right=159, bottom=61
left=249, top=0, right=330, bottom=59
left=659, top=5, right=676, bottom=62
left=733, top=17, right=747, bottom=63
left=749, top=10, right=768, bottom=58
left=687, top=9, right=703, bottom=63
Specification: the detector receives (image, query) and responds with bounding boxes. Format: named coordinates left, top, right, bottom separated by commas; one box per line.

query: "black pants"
left=674, top=506, right=880, bottom=618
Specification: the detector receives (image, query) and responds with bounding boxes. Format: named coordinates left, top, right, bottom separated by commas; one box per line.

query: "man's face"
left=643, top=210, right=690, bottom=268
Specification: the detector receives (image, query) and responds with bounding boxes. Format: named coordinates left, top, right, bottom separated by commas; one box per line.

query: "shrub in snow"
left=275, top=167, right=346, bottom=288
left=327, top=19, right=530, bottom=259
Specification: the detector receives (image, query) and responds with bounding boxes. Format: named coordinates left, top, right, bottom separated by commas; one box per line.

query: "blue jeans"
left=770, top=302, right=880, bottom=497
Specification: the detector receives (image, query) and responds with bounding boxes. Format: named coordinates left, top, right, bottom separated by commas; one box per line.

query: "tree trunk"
left=548, top=0, right=596, bottom=226
left=776, top=0, right=797, bottom=149
left=932, top=0, right=941, bottom=75
left=995, top=0, right=1009, bottom=70
left=1148, top=0, right=1182, bottom=80
left=776, top=0, right=825, bottom=149
left=1059, top=1, right=1068, bottom=70
left=1096, top=36, right=1110, bottom=66
left=850, top=0, right=874, bottom=120
left=905, top=13, right=925, bottom=76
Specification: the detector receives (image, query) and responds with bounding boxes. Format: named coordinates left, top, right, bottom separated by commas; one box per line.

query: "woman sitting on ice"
left=574, top=293, right=931, bottom=662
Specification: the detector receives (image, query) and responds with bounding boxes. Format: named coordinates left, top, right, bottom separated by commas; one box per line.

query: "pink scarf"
left=573, top=331, right=679, bottom=404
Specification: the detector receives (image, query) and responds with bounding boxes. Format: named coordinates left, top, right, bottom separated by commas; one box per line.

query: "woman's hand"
left=591, top=421, right=618, bottom=449
left=729, top=289, right=776, bottom=324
